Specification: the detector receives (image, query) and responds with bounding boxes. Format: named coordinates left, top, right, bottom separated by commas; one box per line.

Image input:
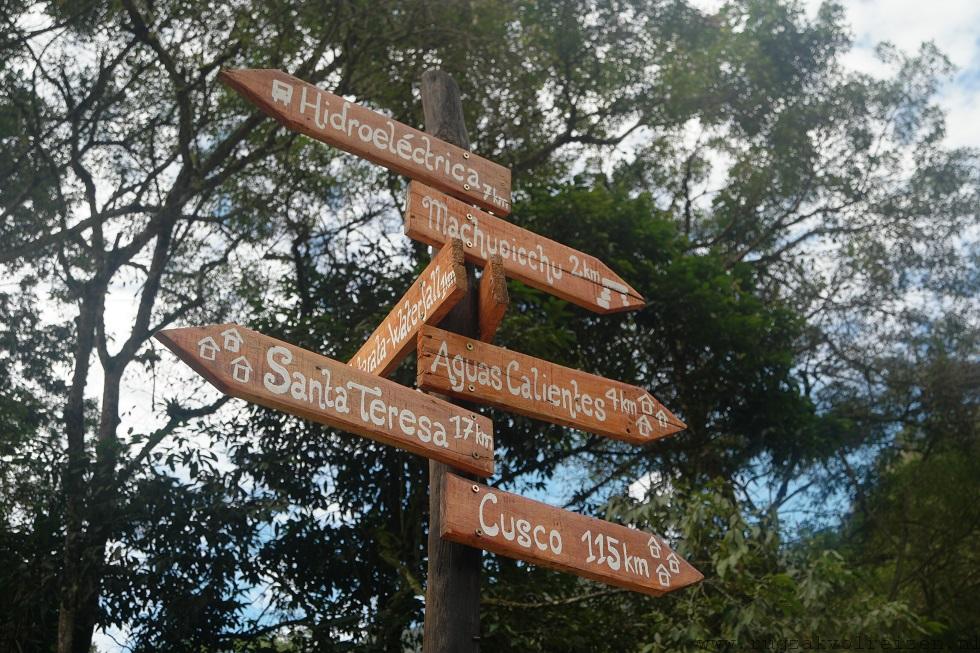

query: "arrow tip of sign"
left=218, top=68, right=252, bottom=92
left=152, top=327, right=181, bottom=350
left=153, top=325, right=234, bottom=394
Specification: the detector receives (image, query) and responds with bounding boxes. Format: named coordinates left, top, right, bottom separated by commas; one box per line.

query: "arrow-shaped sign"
left=156, top=324, right=494, bottom=477
left=417, top=325, right=685, bottom=444
left=350, top=239, right=467, bottom=376
left=404, top=181, right=644, bottom=314
left=441, top=473, right=703, bottom=596
left=220, top=69, right=512, bottom=216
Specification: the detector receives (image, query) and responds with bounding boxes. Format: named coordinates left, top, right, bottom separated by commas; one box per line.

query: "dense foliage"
left=0, top=1, right=976, bottom=652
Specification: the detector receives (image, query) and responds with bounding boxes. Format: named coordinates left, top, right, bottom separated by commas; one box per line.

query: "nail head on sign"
left=464, top=184, right=470, bottom=190
left=471, top=484, right=480, bottom=493
left=466, top=342, right=474, bottom=351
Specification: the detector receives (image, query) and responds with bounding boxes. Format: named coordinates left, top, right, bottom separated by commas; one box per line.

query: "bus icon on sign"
left=271, top=79, right=293, bottom=106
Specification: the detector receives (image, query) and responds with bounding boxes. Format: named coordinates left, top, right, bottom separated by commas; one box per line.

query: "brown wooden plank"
left=478, top=255, right=508, bottom=342
left=350, top=239, right=467, bottom=377
left=156, top=324, right=494, bottom=476
left=441, top=473, right=703, bottom=596
left=417, top=325, right=685, bottom=444
left=219, top=69, right=512, bottom=215
left=404, top=181, right=645, bottom=314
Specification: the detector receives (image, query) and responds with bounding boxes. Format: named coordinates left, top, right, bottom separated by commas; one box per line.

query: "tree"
left=1, top=0, right=977, bottom=651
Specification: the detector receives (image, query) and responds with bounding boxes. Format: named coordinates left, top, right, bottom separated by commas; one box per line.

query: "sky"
left=91, top=1, right=980, bottom=650
left=691, top=0, right=980, bottom=150
left=833, top=0, right=980, bottom=150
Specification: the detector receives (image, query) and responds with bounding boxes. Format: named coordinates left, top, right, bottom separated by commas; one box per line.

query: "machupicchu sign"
left=156, top=324, right=494, bottom=477
left=440, top=473, right=703, bottom=596
left=417, top=325, right=685, bottom=444
left=350, top=238, right=467, bottom=377
left=404, top=181, right=645, bottom=314
left=219, top=69, right=512, bottom=215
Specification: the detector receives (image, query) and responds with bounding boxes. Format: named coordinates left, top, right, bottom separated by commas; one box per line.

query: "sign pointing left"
left=219, top=69, right=512, bottom=215
left=155, top=324, right=494, bottom=477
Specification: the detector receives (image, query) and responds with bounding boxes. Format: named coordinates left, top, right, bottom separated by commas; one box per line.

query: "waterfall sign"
left=350, top=238, right=468, bottom=377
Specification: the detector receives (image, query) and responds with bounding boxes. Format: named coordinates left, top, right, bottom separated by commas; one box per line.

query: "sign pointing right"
left=404, top=181, right=645, bottom=314
left=417, top=325, right=685, bottom=444
left=441, top=473, right=703, bottom=596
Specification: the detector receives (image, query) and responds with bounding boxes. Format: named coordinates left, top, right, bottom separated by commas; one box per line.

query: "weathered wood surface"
left=417, top=325, right=685, bottom=444
left=220, top=69, right=511, bottom=215
left=156, top=324, right=494, bottom=476
left=478, top=255, right=508, bottom=342
left=350, top=239, right=467, bottom=377
left=441, top=473, right=703, bottom=596
left=404, top=181, right=644, bottom=314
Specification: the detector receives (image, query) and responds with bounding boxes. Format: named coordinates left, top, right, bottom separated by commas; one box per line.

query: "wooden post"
left=421, top=70, right=482, bottom=653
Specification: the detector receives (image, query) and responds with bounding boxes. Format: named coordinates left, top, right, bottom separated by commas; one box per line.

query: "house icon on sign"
left=656, top=563, right=671, bottom=587
left=647, top=535, right=662, bottom=559
left=638, top=394, right=655, bottom=415
left=197, top=336, right=219, bottom=361
left=221, top=328, right=244, bottom=353
left=636, top=414, right=653, bottom=438
left=230, top=356, right=252, bottom=384
left=655, top=409, right=669, bottom=429
left=666, top=551, right=680, bottom=574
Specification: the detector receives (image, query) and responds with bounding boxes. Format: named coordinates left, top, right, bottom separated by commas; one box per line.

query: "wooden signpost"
left=417, top=325, right=685, bottom=443
left=405, top=181, right=645, bottom=314
left=205, top=65, right=701, bottom=653
left=350, top=238, right=468, bottom=377
left=441, top=473, right=703, bottom=596
left=219, top=69, right=512, bottom=215
left=155, top=324, right=493, bottom=477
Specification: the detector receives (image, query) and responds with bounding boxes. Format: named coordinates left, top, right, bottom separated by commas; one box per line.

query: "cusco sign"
left=220, top=69, right=511, bottom=215
left=404, top=181, right=644, bottom=314
left=417, top=326, right=685, bottom=444
left=156, top=324, right=494, bottom=476
left=440, top=473, right=703, bottom=596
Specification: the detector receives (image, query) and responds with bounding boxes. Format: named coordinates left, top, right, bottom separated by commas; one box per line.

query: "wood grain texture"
left=404, top=181, right=644, bottom=314
left=417, top=325, right=685, bottom=444
left=478, top=255, right=508, bottom=342
left=441, top=473, right=703, bottom=596
left=219, top=69, right=511, bottom=215
left=155, top=324, right=494, bottom=476
left=350, top=239, right=467, bottom=377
